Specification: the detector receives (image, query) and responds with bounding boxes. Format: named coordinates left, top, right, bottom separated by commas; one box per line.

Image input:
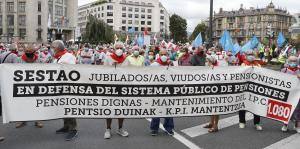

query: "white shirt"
left=53, top=53, right=76, bottom=64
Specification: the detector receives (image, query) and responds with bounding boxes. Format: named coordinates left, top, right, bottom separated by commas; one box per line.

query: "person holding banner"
left=150, top=49, right=174, bottom=136
left=190, top=46, right=206, bottom=66
left=51, top=40, right=78, bottom=141
left=145, top=50, right=156, bottom=66
left=15, top=44, right=44, bottom=128
left=239, top=50, right=262, bottom=131
left=178, top=47, right=192, bottom=66
left=203, top=55, right=220, bottom=133
left=281, top=56, right=300, bottom=132
left=103, top=42, right=129, bottom=139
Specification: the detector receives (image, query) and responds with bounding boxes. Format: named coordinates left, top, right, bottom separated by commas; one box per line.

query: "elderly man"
left=103, top=42, right=129, bottom=139
left=52, top=40, right=78, bottom=141
left=15, top=44, right=44, bottom=128
left=150, top=49, right=174, bottom=136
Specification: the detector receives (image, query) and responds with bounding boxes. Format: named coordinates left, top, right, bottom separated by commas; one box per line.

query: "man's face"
left=160, top=50, right=168, bottom=56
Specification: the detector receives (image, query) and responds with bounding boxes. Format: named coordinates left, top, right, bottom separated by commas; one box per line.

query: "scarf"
left=156, top=57, right=170, bottom=66
left=54, top=49, right=67, bottom=59
left=110, top=53, right=126, bottom=64
left=21, top=54, right=38, bottom=63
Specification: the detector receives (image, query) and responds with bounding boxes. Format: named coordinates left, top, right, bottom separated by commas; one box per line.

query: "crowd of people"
left=0, top=40, right=299, bottom=142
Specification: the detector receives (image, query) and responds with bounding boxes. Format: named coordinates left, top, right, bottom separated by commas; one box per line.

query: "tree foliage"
left=189, top=22, right=208, bottom=41
left=82, top=15, right=114, bottom=44
left=169, top=14, right=187, bottom=43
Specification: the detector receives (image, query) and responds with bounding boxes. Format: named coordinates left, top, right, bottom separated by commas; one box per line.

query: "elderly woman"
left=281, top=56, right=300, bottom=132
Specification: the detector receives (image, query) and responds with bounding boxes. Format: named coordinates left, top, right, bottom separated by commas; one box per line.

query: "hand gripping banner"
left=1, top=64, right=300, bottom=124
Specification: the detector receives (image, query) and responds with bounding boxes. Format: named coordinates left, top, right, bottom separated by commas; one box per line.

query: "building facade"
left=0, top=0, right=77, bottom=43
left=78, top=0, right=170, bottom=38
left=289, top=13, right=300, bottom=39
left=212, top=2, right=293, bottom=43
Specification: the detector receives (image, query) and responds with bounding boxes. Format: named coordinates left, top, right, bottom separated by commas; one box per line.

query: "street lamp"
left=208, top=0, right=214, bottom=48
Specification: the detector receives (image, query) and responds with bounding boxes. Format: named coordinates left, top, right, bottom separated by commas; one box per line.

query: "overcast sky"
left=78, top=0, right=299, bottom=32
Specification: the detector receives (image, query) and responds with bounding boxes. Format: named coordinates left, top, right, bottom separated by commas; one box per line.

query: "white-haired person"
left=103, top=41, right=129, bottom=139
left=51, top=40, right=78, bottom=141
left=238, top=50, right=262, bottom=131
left=281, top=56, right=300, bottom=132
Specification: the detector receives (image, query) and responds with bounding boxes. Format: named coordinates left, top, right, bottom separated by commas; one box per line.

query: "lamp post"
left=208, top=0, right=214, bottom=48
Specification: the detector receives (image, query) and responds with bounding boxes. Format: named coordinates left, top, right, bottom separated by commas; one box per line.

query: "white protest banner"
left=1, top=64, right=300, bottom=124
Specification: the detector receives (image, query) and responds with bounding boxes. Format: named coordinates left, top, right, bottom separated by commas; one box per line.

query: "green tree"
left=169, top=14, right=187, bottom=43
left=189, top=22, right=208, bottom=42
left=82, top=15, right=114, bottom=44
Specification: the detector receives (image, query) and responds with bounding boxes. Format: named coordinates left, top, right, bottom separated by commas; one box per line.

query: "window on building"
left=107, top=5, right=113, bottom=10
left=148, top=28, right=151, bottom=31
left=141, top=27, right=145, bottom=31
left=128, top=20, right=132, bottom=24
left=102, top=6, right=104, bottom=10
left=18, top=15, right=26, bottom=26
left=141, top=14, right=145, bottom=19
left=122, top=26, right=126, bottom=31
left=128, top=7, right=132, bottom=12
left=55, top=6, right=63, bottom=16
left=160, top=16, right=164, bottom=20
left=122, top=7, right=126, bottom=11
left=7, top=15, right=14, bottom=26
left=107, top=12, right=113, bottom=16
left=37, top=31, right=42, bottom=40
left=135, top=8, right=139, bottom=12
left=135, top=14, right=139, bottom=18
left=122, top=13, right=126, bottom=17
left=56, top=0, right=63, bottom=4
left=0, top=2, right=2, bottom=12
left=0, top=28, right=2, bottom=36
left=8, top=28, right=14, bottom=38
left=107, top=19, right=113, bottom=23
left=147, top=9, right=152, bottom=13
left=7, top=2, right=14, bottom=13
left=0, top=16, right=2, bottom=26
left=122, top=20, right=126, bottom=24
left=38, top=1, right=42, bottom=12
left=98, top=14, right=100, bottom=18
left=141, top=21, right=145, bottom=25
left=98, top=7, right=100, bottom=11
left=128, top=14, right=132, bottom=18
left=160, top=10, right=164, bottom=14
left=19, top=29, right=26, bottom=39
left=102, top=13, right=104, bottom=17
left=19, top=2, right=26, bottom=13
left=141, top=8, right=145, bottom=13
left=160, top=22, right=164, bottom=25
left=135, top=27, right=138, bottom=31
left=38, top=15, right=41, bottom=26
left=147, top=21, right=151, bottom=25
left=134, top=20, right=139, bottom=25
left=147, top=15, right=152, bottom=19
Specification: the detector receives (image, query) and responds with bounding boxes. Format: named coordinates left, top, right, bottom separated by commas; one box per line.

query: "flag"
left=241, top=35, right=259, bottom=52
left=192, top=33, right=203, bottom=48
left=114, top=34, right=118, bottom=42
left=144, top=27, right=149, bottom=36
left=219, top=30, right=233, bottom=52
left=48, top=14, right=52, bottom=28
left=128, top=27, right=135, bottom=34
left=137, top=34, right=144, bottom=47
left=277, top=32, right=286, bottom=48
left=125, top=35, right=129, bottom=44
left=232, top=43, right=241, bottom=56
left=154, top=33, right=158, bottom=44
